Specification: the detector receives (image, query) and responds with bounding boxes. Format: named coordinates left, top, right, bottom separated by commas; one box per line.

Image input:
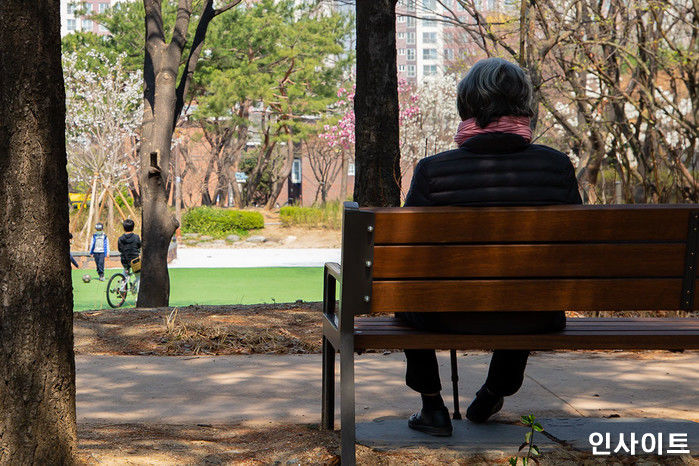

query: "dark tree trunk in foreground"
left=137, top=0, right=239, bottom=307
left=0, top=0, right=77, bottom=462
left=354, top=0, right=401, bottom=207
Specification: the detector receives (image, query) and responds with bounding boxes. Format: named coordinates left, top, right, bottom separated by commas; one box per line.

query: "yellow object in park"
left=130, top=257, right=141, bottom=273
left=69, top=192, right=88, bottom=209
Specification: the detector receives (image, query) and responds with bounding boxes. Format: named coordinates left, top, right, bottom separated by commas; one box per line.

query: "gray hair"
left=456, top=58, right=534, bottom=128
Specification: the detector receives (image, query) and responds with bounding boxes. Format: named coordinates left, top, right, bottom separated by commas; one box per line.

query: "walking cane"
left=450, top=349, right=462, bottom=420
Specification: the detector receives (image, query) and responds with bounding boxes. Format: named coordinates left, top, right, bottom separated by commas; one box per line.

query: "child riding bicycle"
left=118, top=219, right=141, bottom=275
left=107, top=219, right=141, bottom=307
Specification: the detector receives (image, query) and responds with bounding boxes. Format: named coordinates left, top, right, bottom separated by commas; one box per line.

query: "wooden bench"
left=321, top=202, right=699, bottom=464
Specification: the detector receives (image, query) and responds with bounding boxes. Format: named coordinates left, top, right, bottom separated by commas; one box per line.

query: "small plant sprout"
left=165, top=308, right=179, bottom=334
left=508, top=414, right=544, bottom=465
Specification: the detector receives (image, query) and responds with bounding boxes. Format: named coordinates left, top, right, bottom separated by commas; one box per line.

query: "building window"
left=398, top=32, right=406, bottom=40
left=487, top=0, right=496, bottom=9
left=407, top=65, right=416, bottom=77
left=423, top=48, right=438, bottom=60
left=444, top=48, right=454, bottom=60
left=407, top=48, right=415, bottom=61
left=422, top=0, right=436, bottom=9
left=406, top=16, right=416, bottom=27
left=98, top=2, right=108, bottom=13
left=407, top=32, right=415, bottom=44
left=398, top=64, right=406, bottom=73
left=406, top=0, right=416, bottom=9
left=82, top=19, right=92, bottom=30
left=66, top=3, right=76, bottom=14
left=291, top=159, right=302, bottom=184
left=423, top=32, right=437, bottom=43
left=67, top=19, right=76, bottom=31
left=424, top=64, right=438, bottom=75
left=398, top=48, right=406, bottom=55
left=422, top=16, right=437, bottom=27
left=348, top=163, right=356, bottom=176
left=397, top=15, right=406, bottom=22
left=99, top=24, right=108, bottom=33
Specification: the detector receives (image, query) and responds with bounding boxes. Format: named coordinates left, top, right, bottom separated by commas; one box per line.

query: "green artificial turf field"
left=72, top=267, right=323, bottom=311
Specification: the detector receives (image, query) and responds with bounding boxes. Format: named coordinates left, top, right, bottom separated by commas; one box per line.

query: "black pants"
left=92, top=253, right=105, bottom=277
left=400, top=311, right=566, bottom=396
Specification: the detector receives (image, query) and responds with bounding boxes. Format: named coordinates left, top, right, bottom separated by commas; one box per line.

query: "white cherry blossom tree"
left=64, top=51, right=142, bottom=247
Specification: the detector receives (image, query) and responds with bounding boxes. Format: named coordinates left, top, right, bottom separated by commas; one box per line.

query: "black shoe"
left=408, top=407, right=453, bottom=437
left=466, top=385, right=504, bottom=423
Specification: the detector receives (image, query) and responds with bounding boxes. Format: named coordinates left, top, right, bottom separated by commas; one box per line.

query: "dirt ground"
left=75, top=423, right=697, bottom=465
left=74, top=303, right=323, bottom=356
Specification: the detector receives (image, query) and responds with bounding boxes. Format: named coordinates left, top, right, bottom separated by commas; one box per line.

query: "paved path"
left=358, top=418, right=699, bottom=455
left=169, top=248, right=340, bottom=268
left=76, top=351, right=699, bottom=425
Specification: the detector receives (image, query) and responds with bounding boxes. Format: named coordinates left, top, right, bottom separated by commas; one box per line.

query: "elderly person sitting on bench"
left=401, top=57, right=582, bottom=437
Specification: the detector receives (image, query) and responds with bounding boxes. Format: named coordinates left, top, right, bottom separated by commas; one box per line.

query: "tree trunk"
left=340, top=151, right=347, bottom=200
left=0, top=0, right=77, bottom=462
left=83, top=174, right=99, bottom=249
left=137, top=51, right=180, bottom=307
left=354, top=0, right=401, bottom=207
left=265, top=134, right=295, bottom=210
left=227, top=181, right=234, bottom=207
left=108, top=192, right=114, bottom=232
left=136, top=0, right=240, bottom=306
left=137, top=0, right=180, bottom=308
left=129, top=179, right=142, bottom=207
left=174, top=147, right=182, bottom=224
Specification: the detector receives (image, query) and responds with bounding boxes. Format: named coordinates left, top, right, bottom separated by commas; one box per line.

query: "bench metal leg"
left=321, top=336, right=335, bottom=430
left=450, top=349, right=462, bottom=420
left=340, top=338, right=356, bottom=465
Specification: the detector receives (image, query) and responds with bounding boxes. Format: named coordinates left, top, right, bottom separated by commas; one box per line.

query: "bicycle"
left=106, top=257, right=141, bottom=308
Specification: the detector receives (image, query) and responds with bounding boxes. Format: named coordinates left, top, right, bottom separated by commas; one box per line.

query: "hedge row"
left=279, top=202, right=342, bottom=229
left=181, top=207, right=264, bottom=236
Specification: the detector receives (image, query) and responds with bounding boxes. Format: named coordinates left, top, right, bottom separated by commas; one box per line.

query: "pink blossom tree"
left=320, top=78, right=462, bottom=200
left=319, top=81, right=421, bottom=201
left=320, top=81, right=420, bottom=153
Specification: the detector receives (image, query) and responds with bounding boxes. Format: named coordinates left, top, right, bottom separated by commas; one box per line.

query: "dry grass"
left=160, top=307, right=319, bottom=355
left=74, top=303, right=323, bottom=356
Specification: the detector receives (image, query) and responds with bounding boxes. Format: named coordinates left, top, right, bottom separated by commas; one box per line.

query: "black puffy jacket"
left=405, top=133, right=582, bottom=207
left=400, top=132, right=582, bottom=334
left=118, top=232, right=141, bottom=265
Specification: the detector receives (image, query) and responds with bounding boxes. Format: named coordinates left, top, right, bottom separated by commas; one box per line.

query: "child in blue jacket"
left=89, top=223, right=109, bottom=281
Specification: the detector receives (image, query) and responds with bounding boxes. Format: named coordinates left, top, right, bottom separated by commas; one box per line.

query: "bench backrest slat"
left=371, top=278, right=692, bottom=312
left=372, top=206, right=691, bottom=243
left=340, top=205, right=699, bottom=315
left=372, top=244, right=685, bottom=279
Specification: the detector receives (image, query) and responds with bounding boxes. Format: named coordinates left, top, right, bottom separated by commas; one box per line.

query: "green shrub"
left=181, top=207, right=264, bottom=237
left=279, top=202, right=342, bottom=229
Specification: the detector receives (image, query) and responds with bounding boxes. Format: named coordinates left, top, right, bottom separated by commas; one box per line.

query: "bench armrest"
left=325, top=262, right=341, bottom=282
left=323, top=262, right=342, bottom=331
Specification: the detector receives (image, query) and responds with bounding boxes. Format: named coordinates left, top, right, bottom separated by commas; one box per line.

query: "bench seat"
left=350, top=317, right=699, bottom=351
left=322, top=204, right=699, bottom=464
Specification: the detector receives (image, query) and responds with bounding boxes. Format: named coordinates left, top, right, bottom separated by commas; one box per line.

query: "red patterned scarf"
left=454, top=116, right=532, bottom=147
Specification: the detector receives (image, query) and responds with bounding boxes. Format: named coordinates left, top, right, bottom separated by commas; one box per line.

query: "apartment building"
left=396, top=0, right=504, bottom=83
left=60, top=0, right=124, bottom=37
